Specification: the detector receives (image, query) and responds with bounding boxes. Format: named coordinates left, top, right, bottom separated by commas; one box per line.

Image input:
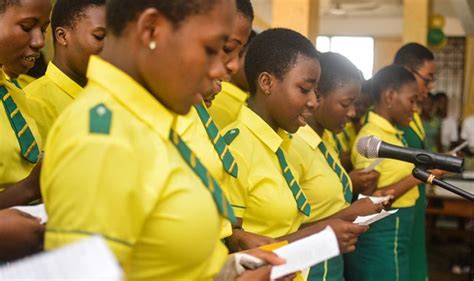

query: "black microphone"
left=356, top=136, right=464, bottom=173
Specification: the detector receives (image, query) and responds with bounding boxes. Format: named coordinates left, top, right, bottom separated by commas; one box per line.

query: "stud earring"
left=149, top=41, right=156, bottom=50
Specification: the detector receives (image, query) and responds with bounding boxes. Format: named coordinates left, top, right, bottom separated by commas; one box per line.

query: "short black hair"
left=245, top=28, right=319, bottom=95
left=51, top=0, right=105, bottom=34
left=0, top=0, right=20, bottom=14
left=318, top=52, right=363, bottom=97
left=371, top=64, right=417, bottom=102
left=106, top=0, right=220, bottom=36
left=236, top=0, right=253, bottom=21
left=393, top=42, right=434, bottom=71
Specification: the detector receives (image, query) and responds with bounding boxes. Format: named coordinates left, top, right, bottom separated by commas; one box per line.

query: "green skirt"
left=344, top=207, right=415, bottom=281
left=308, top=255, right=344, bottom=281
left=409, top=184, right=427, bottom=281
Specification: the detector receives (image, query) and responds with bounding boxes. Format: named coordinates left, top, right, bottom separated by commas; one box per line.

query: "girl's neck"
left=374, top=105, right=395, bottom=126
left=52, top=57, right=87, bottom=87
left=307, top=116, right=324, bottom=136
left=247, top=95, right=279, bottom=132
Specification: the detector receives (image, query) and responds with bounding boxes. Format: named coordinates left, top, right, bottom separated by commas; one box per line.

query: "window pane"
left=328, top=36, right=374, bottom=79
left=316, top=36, right=331, bottom=53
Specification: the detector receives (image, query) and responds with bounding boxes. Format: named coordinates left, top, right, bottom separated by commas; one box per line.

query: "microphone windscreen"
left=356, top=135, right=381, bottom=158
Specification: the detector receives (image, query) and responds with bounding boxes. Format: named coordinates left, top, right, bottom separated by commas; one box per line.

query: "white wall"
left=319, top=16, right=465, bottom=37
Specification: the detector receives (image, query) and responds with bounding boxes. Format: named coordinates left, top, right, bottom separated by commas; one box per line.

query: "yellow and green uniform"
left=25, top=62, right=83, bottom=141
left=323, top=129, right=343, bottom=157
left=16, top=74, right=36, bottom=89
left=345, top=111, right=418, bottom=281
left=176, top=102, right=239, bottom=238
left=3, top=72, right=36, bottom=89
left=400, top=112, right=428, bottom=281
left=284, top=125, right=352, bottom=281
left=42, top=56, right=231, bottom=280
left=0, top=70, right=42, bottom=190
left=208, top=81, right=249, bottom=130
left=223, top=106, right=310, bottom=238
left=337, top=122, right=357, bottom=153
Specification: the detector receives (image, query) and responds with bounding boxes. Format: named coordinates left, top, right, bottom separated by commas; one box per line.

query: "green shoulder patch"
left=223, top=128, right=240, bottom=145
left=89, top=103, right=112, bottom=134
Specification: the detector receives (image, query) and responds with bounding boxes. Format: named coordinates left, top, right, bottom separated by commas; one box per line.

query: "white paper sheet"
left=0, top=236, right=123, bottom=280
left=448, top=140, right=468, bottom=155
left=362, top=158, right=383, bottom=172
left=358, top=194, right=392, bottom=204
left=270, top=226, right=340, bottom=280
left=353, top=209, right=398, bottom=226
left=12, top=204, right=48, bottom=224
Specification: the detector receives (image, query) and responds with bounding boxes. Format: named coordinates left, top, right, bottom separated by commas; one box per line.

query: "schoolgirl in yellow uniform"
left=0, top=0, right=51, bottom=261
left=175, top=0, right=254, bottom=241
left=222, top=29, right=367, bottom=255
left=25, top=0, right=106, bottom=141
left=345, top=65, right=422, bottom=281
left=208, top=30, right=257, bottom=129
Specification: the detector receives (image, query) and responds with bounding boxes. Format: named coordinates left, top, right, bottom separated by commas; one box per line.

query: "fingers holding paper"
left=326, top=219, right=368, bottom=253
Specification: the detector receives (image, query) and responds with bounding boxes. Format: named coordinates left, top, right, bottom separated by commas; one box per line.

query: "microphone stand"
left=412, top=167, right=474, bottom=201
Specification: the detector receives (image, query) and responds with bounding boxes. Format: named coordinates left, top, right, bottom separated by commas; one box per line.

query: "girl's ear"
left=135, top=8, right=169, bottom=51
left=55, top=27, right=68, bottom=47
left=257, top=72, right=274, bottom=95
left=383, top=88, right=397, bottom=109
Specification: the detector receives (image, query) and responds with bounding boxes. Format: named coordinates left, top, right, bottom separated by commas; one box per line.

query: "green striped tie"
left=0, top=86, right=39, bottom=163
left=275, top=148, right=310, bottom=216
left=396, top=132, right=408, bottom=147
left=194, top=104, right=238, bottom=178
left=332, top=132, right=343, bottom=155
left=169, top=128, right=236, bottom=224
left=11, top=79, right=21, bottom=89
left=318, top=142, right=352, bottom=203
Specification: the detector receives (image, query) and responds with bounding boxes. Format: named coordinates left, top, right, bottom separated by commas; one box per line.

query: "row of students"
left=0, top=1, right=364, bottom=276
left=0, top=1, right=437, bottom=281
left=283, top=52, right=383, bottom=281
left=220, top=29, right=369, bottom=258
left=39, top=0, right=296, bottom=280
left=0, top=1, right=288, bottom=279
left=213, top=39, right=436, bottom=281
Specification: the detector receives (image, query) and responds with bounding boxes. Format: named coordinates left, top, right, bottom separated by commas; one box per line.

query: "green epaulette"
left=89, top=103, right=112, bottom=134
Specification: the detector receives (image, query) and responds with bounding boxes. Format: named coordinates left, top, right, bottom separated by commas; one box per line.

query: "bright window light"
left=316, top=36, right=331, bottom=53
left=316, top=36, right=374, bottom=79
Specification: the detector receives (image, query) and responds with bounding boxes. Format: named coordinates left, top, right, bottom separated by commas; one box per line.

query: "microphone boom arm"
left=412, top=167, right=474, bottom=201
